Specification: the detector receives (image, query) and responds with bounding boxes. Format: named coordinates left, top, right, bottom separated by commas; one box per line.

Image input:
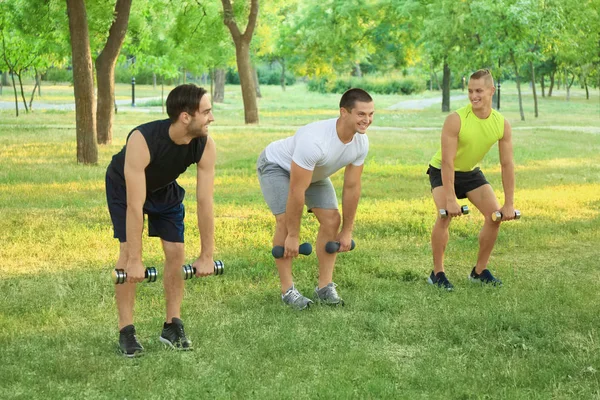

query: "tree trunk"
left=565, top=68, right=574, bottom=101
left=584, top=78, right=589, bottom=100
left=252, top=65, right=262, bottom=98
left=10, top=71, right=19, bottom=117
left=222, top=0, right=259, bottom=124
left=95, top=0, right=132, bottom=145
left=510, top=51, right=525, bottom=121
left=36, top=70, right=41, bottom=97
left=548, top=71, right=555, bottom=97
left=153, top=73, right=156, bottom=89
left=441, top=60, right=450, bottom=112
left=530, top=61, right=538, bottom=118
left=161, top=77, right=165, bottom=114
left=540, top=74, right=545, bottom=97
left=1, top=71, right=9, bottom=86
left=280, top=58, right=286, bottom=91
left=16, top=71, right=29, bottom=113
left=29, top=79, right=39, bottom=110
left=66, top=0, right=98, bottom=164
left=213, top=68, right=225, bottom=103
left=432, top=67, right=441, bottom=90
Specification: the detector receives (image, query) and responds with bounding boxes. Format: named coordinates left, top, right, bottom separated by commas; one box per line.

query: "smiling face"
left=468, top=77, right=495, bottom=114
left=186, top=95, right=214, bottom=137
left=341, top=100, right=375, bottom=134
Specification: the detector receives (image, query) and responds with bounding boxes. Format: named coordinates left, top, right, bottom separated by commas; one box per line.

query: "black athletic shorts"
left=105, top=173, right=186, bottom=243
left=427, top=165, right=489, bottom=199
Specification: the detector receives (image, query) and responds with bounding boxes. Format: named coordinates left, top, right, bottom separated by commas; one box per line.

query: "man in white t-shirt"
left=256, top=88, right=374, bottom=310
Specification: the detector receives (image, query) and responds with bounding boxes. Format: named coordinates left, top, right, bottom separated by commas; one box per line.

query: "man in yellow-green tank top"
left=426, top=69, right=518, bottom=291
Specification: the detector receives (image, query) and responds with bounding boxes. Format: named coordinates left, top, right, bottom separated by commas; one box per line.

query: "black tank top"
left=106, top=119, right=207, bottom=192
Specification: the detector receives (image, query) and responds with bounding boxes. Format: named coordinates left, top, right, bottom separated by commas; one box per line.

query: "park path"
left=0, top=97, right=161, bottom=112
left=386, top=94, right=467, bottom=110
left=0, top=94, right=467, bottom=112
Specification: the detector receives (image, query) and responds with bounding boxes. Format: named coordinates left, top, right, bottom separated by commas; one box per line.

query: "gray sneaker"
left=282, top=285, right=313, bottom=310
left=314, top=282, right=344, bottom=306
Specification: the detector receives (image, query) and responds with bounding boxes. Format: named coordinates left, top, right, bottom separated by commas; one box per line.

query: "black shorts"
left=105, top=173, right=186, bottom=243
left=427, top=165, right=489, bottom=199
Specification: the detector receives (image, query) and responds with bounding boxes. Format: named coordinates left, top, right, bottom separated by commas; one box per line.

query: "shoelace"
left=123, top=332, right=140, bottom=347
left=175, top=325, right=187, bottom=343
left=285, top=288, right=302, bottom=303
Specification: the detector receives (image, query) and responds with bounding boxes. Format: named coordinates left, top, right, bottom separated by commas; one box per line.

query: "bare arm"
left=337, top=163, right=364, bottom=251
left=193, top=136, right=217, bottom=276
left=440, top=112, right=461, bottom=215
left=284, top=161, right=313, bottom=257
left=498, top=119, right=516, bottom=219
left=123, top=131, right=150, bottom=282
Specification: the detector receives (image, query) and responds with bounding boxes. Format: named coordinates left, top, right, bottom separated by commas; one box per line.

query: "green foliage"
left=43, top=68, right=73, bottom=84
left=308, top=75, right=426, bottom=95
left=226, top=64, right=296, bottom=86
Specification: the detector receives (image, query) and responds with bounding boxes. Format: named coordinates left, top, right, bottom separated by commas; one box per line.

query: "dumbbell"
left=439, top=205, right=469, bottom=219
left=491, top=209, right=521, bottom=222
left=272, top=242, right=312, bottom=259
left=325, top=239, right=356, bottom=254
left=181, top=260, right=224, bottom=280
left=112, top=267, right=157, bottom=285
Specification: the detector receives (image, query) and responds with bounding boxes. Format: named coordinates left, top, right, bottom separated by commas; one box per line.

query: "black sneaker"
left=119, top=325, right=144, bottom=358
left=159, top=318, right=193, bottom=350
left=469, top=267, right=503, bottom=286
left=427, top=271, right=454, bottom=291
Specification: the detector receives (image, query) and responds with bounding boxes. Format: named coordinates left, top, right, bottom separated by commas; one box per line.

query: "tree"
left=221, top=0, right=259, bottom=124
left=66, top=0, right=98, bottom=164
left=95, top=0, right=132, bottom=145
left=0, top=0, right=67, bottom=116
left=419, top=0, right=476, bottom=112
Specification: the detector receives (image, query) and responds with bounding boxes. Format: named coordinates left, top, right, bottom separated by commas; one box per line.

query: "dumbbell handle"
left=439, top=205, right=469, bottom=218
left=492, top=209, right=521, bottom=222
left=325, top=239, right=356, bottom=254
left=272, top=242, right=312, bottom=259
left=112, top=267, right=157, bottom=285
left=181, top=260, right=224, bottom=280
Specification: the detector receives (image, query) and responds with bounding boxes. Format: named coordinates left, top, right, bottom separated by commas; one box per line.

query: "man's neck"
left=335, top=118, right=355, bottom=144
left=168, top=123, right=192, bottom=145
left=472, top=106, right=492, bottom=119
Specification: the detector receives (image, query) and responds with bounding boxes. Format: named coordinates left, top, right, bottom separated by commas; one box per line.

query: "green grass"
left=0, top=83, right=599, bottom=399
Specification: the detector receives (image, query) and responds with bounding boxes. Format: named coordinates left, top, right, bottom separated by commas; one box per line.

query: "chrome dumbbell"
left=181, top=260, right=224, bottom=280
left=439, top=205, right=469, bottom=219
left=491, top=209, right=521, bottom=222
left=112, top=267, right=158, bottom=285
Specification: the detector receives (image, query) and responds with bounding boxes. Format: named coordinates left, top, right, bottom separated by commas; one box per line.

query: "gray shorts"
left=257, top=150, right=338, bottom=215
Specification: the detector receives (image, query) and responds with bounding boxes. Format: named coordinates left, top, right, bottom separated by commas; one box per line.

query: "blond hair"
left=469, top=69, right=494, bottom=87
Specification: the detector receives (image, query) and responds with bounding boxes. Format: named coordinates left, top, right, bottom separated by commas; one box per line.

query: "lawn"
left=0, top=82, right=599, bottom=399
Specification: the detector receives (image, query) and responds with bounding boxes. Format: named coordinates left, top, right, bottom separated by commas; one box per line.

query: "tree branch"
left=221, top=0, right=241, bottom=42
left=242, top=0, right=259, bottom=42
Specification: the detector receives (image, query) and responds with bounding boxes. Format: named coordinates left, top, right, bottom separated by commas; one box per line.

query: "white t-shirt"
left=265, top=118, right=369, bottom=183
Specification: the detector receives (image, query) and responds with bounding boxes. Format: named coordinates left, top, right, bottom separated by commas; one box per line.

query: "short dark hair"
left=166, top=84, right=208, bottom=122
left=339, top=88, right=373, bottom=111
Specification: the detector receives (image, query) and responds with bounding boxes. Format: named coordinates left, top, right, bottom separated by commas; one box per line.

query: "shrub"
left=42, top=68, right=73, bottom=84
left=306, top=75, right=426, bottom=95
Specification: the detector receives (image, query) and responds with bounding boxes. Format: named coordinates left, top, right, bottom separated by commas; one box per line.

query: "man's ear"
left=179, top=112, right=191, bottom=125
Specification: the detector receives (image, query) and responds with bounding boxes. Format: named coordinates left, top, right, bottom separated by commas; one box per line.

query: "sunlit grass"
left=0, top=83, right=599, bottom=399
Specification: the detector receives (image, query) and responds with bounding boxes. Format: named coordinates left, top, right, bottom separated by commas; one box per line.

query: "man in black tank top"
left=105, top=84, right=217, bottom=357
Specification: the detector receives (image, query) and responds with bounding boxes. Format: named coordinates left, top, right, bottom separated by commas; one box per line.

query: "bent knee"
left=162, top=241, right=185, bottom=264
left=319, top=209, right=341, bottom=231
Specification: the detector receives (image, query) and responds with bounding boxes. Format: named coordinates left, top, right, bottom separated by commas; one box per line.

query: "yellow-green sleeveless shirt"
left=429, top=104, right=505, bottom=172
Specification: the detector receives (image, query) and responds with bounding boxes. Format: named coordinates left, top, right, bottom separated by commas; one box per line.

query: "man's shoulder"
left=136, top=119, right=170, bottom=131
left=299, top=118, right=337, bottom=133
